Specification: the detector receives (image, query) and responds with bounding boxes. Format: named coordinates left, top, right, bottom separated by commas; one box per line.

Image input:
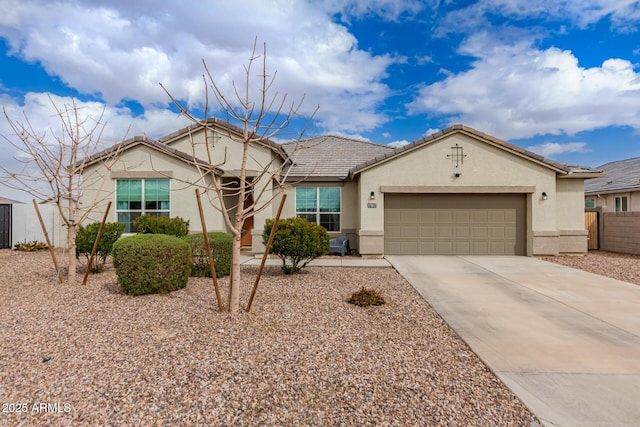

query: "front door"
left=241, top=192, right=254, bottom=248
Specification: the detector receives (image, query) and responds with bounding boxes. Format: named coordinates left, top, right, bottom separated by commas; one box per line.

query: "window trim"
left=115, top=178, right=171, bottom=232
left=615, top=196, right=628, bottom=212
left=585, top=198, right=596, bottom=209
left=295, top=186, right=341, bottom=232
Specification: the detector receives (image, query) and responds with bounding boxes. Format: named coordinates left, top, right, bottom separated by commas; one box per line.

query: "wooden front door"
left=241, top=192, right=254, bottom=248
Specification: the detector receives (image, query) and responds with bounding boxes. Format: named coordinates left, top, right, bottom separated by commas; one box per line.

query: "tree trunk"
left=67, top=225, right=77, bottom=285
left=229, top=233, right=242, bottom=314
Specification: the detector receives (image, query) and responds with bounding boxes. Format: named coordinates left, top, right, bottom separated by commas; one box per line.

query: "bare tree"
left=0, top=96, right=121, bottom=285
left=161, top=40, right=317, bottom=314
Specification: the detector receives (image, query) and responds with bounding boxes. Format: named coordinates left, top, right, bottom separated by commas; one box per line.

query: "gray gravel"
left=1, top=250, right=539, bottom=426
left=541, top=250, right=640, bottom=286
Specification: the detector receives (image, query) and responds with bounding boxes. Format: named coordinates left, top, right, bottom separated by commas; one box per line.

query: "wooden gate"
left=585, top=211, right=598, bottom=250
left=0, top=204, right=11, bottom=249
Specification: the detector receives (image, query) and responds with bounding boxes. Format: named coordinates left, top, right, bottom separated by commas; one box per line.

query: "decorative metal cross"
left=447, top=144, right=467, bottom=168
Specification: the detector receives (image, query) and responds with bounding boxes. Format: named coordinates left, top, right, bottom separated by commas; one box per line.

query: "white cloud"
left=0, top=0, right=399, bottom=136
left=0, top=92, right=190, bottom=201
left=409, top=32, right=640, bottom=139
left=438, top=0, right=640, bottom=34
left=526, top=141, right=590, bottom=157
left=387, top=139, right=410, bottom=148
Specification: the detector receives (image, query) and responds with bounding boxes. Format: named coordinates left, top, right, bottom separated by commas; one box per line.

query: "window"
left=615, top=196, right=628, bottom=212
left=116, top=179, right=170, bottom=232
left=295, top=187, right=340, bottom=231
left=585, top=198, right=595, bottom=209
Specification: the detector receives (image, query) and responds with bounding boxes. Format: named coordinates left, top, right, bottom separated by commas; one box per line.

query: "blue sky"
left=1, top=0, right=640, bottom=201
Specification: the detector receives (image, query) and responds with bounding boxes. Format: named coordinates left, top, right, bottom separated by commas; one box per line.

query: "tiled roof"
left=348, top=124, right=603, bottom=177
left=281, top=135, right=395, bottom=179
left=585, top=157, right=640, bottom=194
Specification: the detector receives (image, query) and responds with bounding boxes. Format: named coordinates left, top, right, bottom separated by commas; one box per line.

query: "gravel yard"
left=0, top=249, right=540, bottom=426
left=540, top=250, right=640, bottom=286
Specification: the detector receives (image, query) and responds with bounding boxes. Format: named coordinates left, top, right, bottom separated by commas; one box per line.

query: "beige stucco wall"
left=586, top=191, right=640, bottom=212
left=262, top=180, right=359, bottom=251
left=74, top=125, right=283, bottom=252
left=356, top=133, right=584, bottom=256
left=166, top=128, right=278, bottom=174
left=80, top=144, right=224, bottom=234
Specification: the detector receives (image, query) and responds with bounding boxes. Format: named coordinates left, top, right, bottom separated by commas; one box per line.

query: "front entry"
left=241, top=191, right=254, bottom=248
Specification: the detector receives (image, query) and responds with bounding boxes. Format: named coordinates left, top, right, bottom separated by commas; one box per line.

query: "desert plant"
left=75, top=222, right=124, bottom=273
left=132, top=214, right=189, bottom=237
left=13, top=240, right=48, bottom=252
left=111, top=234, right=191, bottom=295
left=263, top=217, right=330, bottom=274
left=182, top=232, right=232, bottom=277
left=347, top=287, right=386, bottom=307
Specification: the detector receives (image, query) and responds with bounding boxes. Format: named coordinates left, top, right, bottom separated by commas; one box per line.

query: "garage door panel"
left=419, top=241, right=436, bottom=253
left=402, top=225, right=419, bottom=238
left=420, top=225, right=436, bottom=238
left=437, top=211, right=454, bottom=222
left=384, top=194, right=526, bottom=255
left=455, top=225, right=471, bottom=238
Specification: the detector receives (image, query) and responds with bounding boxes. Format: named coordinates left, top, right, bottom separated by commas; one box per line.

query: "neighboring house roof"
left=585, top=157, right=640, bottom=195
left=349, top=124, right=604, bottom=178
left=80, top=135, right=223, bottom=174
left=281, top=135, right=395, bottom=179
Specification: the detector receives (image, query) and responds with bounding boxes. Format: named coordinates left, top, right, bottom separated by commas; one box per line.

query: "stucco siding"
left=81, top=145, right=223, bottom=233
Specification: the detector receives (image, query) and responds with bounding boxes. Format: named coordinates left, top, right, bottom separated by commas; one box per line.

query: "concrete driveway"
left=385, top=255, right=640, bottom=427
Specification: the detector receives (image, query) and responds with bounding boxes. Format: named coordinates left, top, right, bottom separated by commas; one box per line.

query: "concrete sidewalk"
left=386, top=255, right=640, bottom=427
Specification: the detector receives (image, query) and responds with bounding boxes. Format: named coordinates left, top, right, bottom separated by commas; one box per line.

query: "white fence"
left=11, top=203, right=62, bottom=248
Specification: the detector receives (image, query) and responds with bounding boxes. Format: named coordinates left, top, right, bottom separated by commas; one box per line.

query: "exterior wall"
left=11, top=203, right=60, bottom=247
left=585, top=191, right=640, bottom=212
left=600, top=211, right=640, bottom=255
left=166, top=128, right=278, bottom=175
left=265, top=180, right=358, bottom=252
left=357, top=133, right=582, bottom=256
left=556, top=179, right=588, bottom=253
left=80, top=145, right=224, bottom=234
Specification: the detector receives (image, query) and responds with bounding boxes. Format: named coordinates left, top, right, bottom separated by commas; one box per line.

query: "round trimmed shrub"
left=112, top=234, right=191, bottom=295
left=182, top=232, right=232, bottom=277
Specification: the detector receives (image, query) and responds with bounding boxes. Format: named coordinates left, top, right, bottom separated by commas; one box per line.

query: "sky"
left=1, top=0, right=640, bottom=202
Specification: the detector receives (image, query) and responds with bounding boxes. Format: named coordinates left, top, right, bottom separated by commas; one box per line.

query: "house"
left=584, top=157, right=640, bottom=212
left=77, top=120, right=603, bottom=256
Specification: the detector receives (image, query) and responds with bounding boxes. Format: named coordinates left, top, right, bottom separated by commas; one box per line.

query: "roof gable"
left=349, top=124, right=603, bottom=178
left=80, top=135, right=222, bottom=174
left=159, top=118, right=287, bottom=158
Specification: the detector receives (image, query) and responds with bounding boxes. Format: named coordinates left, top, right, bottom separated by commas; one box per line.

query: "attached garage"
left=384, top=193, right=526, bottom=255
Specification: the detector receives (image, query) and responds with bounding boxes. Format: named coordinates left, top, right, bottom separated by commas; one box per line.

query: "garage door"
left=384, top=194, right=526, bottom=255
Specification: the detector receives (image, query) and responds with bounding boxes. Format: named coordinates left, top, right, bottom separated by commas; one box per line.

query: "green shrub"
left=262, top=217, right=330, bottom=274
left=347, top=287, right=386, bottom=307
left=132, top=214, right=190, bottom=237
left=13, top=240, right=48, bottom=252
left=182, top=232, right=232, bottom=277
left=76, top=222, right=125, bottom=273
left=112, top=234, right=191, bottom=295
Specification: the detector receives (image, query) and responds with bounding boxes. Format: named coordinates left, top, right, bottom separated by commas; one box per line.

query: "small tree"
left=263, top=217, right=330, bottom=274
left=76, top=222, right=125, bottom=273
left=0, top=96, right=123, bottom=285
left=161, top=39, right=317, bottom=313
